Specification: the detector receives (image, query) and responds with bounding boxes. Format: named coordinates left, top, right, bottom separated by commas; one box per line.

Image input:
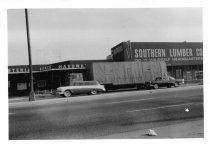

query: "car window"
left=73, top=82, right=78, bottom=86
left=74, top=82, right=84, bottom=86
left=91, top=81, right=99, bottom=85
left=73, top=81, right=99, bottom=86
left=155, top=77, right=162, bottom=81
left=84, top=81, right=99, bottom=85
left=84, top=82, right=91, bottom=85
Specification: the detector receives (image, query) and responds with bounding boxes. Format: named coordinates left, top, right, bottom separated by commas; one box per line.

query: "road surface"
left=9, top=85, right=203, bottom=139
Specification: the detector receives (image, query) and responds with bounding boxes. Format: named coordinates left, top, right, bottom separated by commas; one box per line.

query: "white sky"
left=8, top=8, right=202, bottom=65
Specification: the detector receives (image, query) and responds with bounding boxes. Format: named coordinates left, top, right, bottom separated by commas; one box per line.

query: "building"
left=111, top=41, right=203, bottom=81
left=8, top=60, right=107, bottom=97
left=8, top=41, right=203, bottom=97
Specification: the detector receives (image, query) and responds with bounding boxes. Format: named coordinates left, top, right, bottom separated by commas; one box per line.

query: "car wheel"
left=91, top=90, right=98, bottom=95
left=174, top=83, right=178, bottom=87
left=64, top=90, right=71, bottom=97
left=167, top=84, right=172, bottom=88
left=154, top=84, right=159, bottom=89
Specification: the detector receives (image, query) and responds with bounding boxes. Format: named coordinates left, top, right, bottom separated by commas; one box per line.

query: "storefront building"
left=8, top=41, right=203, bottom=97
left=111, top=41, right=203, bottom=81
left=8, top=60, right=106, bottom=97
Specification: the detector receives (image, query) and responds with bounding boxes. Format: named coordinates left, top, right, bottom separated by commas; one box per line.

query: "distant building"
left=111, top=41, right=203, bottom=81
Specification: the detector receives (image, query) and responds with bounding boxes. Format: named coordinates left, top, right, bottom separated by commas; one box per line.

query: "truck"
left=90, top=61, right=177, bottom=91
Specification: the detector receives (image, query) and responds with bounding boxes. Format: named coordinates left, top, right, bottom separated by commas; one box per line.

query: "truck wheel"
left=64, top=90, right=71, bottom=97
left=154, top=84, right=159, bottom=89
left=145, top=82, right=151, bottom=90
left=91, top=90, right=98, bottom=95
left=60, top=94, right=65, bottom=97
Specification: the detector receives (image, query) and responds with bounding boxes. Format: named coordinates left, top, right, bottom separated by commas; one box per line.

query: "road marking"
left=126, top=102, right=203, bottom=113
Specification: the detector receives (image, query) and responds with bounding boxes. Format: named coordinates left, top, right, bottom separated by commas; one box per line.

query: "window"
left=183, top=71, right=193, bottom=80
left=74, top=81, right=99, bottom=86
left=84, top=81, right=96, bottom=85
left=74, top=82, right=84, bottom=86
left=195, top=71, right=203, bottom=80
left=17, top=83, right=27, bottom=90
left=37, top=80, right=46, bottom=87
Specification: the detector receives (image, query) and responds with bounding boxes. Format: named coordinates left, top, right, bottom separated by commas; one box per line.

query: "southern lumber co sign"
left=133, top=48, right=203, bottom=61
left=111, top=42, right=203, bottom=65
left=127, top=43, right=203, bottom=65
left=134, top=48, right=202, bottom=58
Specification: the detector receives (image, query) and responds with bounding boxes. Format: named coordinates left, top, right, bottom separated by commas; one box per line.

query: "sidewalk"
left=96, top=119, right=204, bottom=139
left=8, top=95, right=59, bottom=103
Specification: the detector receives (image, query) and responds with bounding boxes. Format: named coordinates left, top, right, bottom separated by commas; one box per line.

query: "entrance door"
left=176, top=69, right=182, bottom=79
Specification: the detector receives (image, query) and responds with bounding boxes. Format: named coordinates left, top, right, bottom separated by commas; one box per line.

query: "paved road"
left=9, top=85, right=203, bottom=139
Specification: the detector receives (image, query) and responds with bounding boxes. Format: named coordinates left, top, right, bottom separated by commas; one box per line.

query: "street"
left=9, top=85, right=204, bottom=139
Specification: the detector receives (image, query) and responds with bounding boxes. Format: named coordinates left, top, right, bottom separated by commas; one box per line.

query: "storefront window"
left=195, top=71, right=203, bottom=80
left=183, top=70, right=203, bottom=81
left=37, top=80, right=46, bottom=87
left=17, top=83, right=27, bottom=90
left=183, top=71, right=192, bottom=81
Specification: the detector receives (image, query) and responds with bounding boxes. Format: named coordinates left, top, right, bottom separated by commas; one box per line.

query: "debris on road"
left=146, top=129, right=157, bottom=136
left=185, top=108, right=190, bottom=112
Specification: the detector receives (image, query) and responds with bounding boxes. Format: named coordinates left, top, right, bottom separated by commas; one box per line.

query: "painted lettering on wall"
left=134, top=48, right=203, bottom=61
left=135, top=49, right=166, bottom=58
left=39, top=66, right=51, bottom=71
left=169, top=48, right=193, bottom=57
left=196, top=48, right=203, bottom=56
left=58, top=64, right=86, bottom=69
left=135, top=57, right=203, bottom=62
left=8, top=67, right=29, bottom=73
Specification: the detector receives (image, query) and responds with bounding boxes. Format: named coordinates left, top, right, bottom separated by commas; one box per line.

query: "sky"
left=7, top=8, right=202, bottom=65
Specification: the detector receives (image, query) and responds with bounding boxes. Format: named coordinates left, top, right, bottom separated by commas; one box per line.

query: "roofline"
left=8, top=59, right=107, bottom=67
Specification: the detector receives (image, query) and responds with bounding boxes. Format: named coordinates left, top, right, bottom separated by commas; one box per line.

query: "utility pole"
left=25, top=8, right=35, bottom=101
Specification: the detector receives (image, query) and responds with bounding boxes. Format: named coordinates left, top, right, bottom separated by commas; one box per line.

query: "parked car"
left=56, top=81, right=106, bottom=97
left=150, top=77, right=178, bottom=89
left=168, top=76, right=185, bottom=85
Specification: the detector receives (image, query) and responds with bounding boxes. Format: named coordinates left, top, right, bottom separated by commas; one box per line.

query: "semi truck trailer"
left=90, top=61, right=175, bottom=91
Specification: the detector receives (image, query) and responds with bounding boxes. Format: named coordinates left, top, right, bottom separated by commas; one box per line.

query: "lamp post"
left=25, top=8, right=35, bottom=101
